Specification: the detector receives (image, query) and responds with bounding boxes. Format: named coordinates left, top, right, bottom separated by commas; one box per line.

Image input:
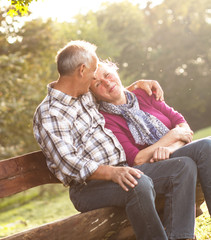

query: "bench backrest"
left=0, top=151, right=60, bottom=198
left=0, top=151, right=136, bottom=240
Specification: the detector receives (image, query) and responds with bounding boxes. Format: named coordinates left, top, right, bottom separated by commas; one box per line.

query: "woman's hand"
left=171, top=125, right=193, bottom=143
left=150, top=146, right=172, bottom=162
left=150, top=137, right=192, bottom=163
left=133, top=124, right=193, bottom=165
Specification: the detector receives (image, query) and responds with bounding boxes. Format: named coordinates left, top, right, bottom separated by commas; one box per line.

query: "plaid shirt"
left=33, top=84, right=126, bottom=186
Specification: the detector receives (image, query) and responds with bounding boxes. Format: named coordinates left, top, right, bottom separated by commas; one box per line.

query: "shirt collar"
left=47, top=82, right=95, bottom=107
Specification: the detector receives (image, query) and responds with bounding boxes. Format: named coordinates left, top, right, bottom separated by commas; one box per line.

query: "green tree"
left=0, top=8, right=57, bottom=159
left=7, top=0, right=38, bottom=16
left=94, top=0, right=211, bottom=130
left=0, top=0, right=210, bottom=159
left=0, top=7, right=115, bottom=159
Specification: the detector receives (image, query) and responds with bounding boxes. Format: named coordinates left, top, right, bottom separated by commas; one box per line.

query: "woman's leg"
left=138, top=157, right=197, bottom=240
left=171, top=137, right=211, bottom=214
left=69, top=174, right=168, bottom=240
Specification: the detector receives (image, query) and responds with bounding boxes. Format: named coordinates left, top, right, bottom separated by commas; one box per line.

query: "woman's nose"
left=102, top=78, right=110, bottom=86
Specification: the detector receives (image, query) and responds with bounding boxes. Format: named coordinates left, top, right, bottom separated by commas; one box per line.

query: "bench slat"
left=1, top=207, right=135, bottom=240
left=0, top=151, right=60, bottom=198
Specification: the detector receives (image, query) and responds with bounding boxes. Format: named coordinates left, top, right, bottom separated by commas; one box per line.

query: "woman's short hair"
left=56, top=40, right=97, bottom=76
left=99, top=59, right=119, bottom=71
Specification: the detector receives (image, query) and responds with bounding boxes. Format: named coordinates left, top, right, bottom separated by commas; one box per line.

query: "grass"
left=193, top=126, right=211, bottom=140
left=190, top=126, right=211, bottom=240
left=0, top=127, right=210, bottom=238
left=195, top=203, right=211, bottom=240
left=0, top=185, right=78, bottom=238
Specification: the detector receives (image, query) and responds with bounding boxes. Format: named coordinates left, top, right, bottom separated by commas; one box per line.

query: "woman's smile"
left=109, top=84, right=116, bottom=93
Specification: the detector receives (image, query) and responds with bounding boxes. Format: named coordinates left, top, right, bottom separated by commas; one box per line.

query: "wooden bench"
left=0, top=151, right=205, bottom=240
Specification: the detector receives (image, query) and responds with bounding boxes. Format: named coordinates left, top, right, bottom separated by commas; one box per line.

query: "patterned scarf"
left=100, top=91, right=169, bottom=146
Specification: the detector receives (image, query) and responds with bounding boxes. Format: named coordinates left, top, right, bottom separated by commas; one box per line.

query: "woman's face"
left=90, top=64, right=125, bottom=105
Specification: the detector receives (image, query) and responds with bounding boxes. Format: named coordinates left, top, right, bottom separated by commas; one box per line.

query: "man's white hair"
left=56, top=40, right=97, bottom=76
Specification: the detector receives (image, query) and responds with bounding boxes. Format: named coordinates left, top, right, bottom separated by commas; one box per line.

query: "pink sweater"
left=100, top=89, right=186, bottom=166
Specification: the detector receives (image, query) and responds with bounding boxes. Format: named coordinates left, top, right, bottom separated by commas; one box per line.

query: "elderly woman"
left=90, top=60, right=211, bottom=240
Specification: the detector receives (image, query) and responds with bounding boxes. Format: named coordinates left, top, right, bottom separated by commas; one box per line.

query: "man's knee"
left=133, top=174, right=155, bottom=199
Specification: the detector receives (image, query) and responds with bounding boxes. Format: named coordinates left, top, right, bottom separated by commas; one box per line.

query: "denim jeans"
left=69, top=156, right=197, bottom=240
left=171, top=137, right=211, bottom=215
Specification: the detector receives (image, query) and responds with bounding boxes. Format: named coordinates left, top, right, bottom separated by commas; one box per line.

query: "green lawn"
left=193, top=126, right=211, bottom=240
left=0, top=185, right=78, bottom=238
left=193, top=126, right=211, bottom=140
left=0, top=127, right=210, bottom=238
left=195, top=203, right=211, bottom=239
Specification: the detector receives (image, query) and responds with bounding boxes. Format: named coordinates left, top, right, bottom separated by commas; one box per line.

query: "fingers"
left=172, top=126, right=194, bottom=143
left=143, top=84, right=153, bottom=96
left=120, top=173, right=138, bottom=191
left=119, top=180, right=130, bottom=192
left=112, top=167, right=143, bottom=192
left=152, top=147, right=171, bottom=162
left=181, top=132, right=193, bottom=143
left=187, top=133, right=193, bottom=143
left=133, top=80, right=164, bottom=101
left=153, top=89, right=164, bottom=101
left=151, top=81, right=164, bottom=101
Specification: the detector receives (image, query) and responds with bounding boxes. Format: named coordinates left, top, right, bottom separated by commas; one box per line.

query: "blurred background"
left=0, top=0, right=210, bottom=238
left=0, top=0, right=210, bottom=160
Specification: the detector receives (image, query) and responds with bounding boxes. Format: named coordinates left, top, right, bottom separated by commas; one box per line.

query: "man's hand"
left=109, top=166, right=143, bottom=191
left=88, top=165, right=143, bottom=192
left=126, top=80, right=164, bottom=101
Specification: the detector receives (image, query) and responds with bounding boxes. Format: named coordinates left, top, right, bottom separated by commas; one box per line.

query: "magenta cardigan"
left=100, top=89, right=186, bottom=166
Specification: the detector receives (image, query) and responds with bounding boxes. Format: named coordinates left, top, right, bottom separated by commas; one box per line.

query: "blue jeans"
left=69, top=156, right=197, bottom=240
left=171, top=137, right=211, bottom=215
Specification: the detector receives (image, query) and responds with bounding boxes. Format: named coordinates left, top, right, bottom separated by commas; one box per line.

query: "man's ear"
left=79, top=64, right=86, bottom=77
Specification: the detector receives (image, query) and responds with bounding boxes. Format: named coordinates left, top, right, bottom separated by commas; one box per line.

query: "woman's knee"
left=188, top=138, right=211, bottom=153
left=179, top=157, right=197, bottom=177
left=197, top=138, right=211, bottom=151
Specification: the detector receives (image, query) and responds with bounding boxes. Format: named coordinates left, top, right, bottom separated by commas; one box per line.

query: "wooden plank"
left=1, top=196, right=165, bottom=240
left=0, top=151, right=60, bottom=198
left=0, top=192, right=204, bottom=240
left=1, top=207, right=135, bottom=240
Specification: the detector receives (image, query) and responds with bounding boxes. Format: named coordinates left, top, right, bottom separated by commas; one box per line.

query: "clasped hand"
left=171, top=125, right=193, bottom=143
left=150, top=125, right=193, bottom=163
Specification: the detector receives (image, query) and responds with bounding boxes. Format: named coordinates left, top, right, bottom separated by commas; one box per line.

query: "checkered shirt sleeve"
left=33, top=89, right=126, bottom=186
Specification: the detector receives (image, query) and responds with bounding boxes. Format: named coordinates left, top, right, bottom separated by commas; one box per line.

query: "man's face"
left=90, top=64, right=123, bottom=104
left=81, top=56, right=98, bottom=94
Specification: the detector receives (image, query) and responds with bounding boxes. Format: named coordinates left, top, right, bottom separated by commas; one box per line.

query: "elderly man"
left=33, top=40, right=196, bottom=240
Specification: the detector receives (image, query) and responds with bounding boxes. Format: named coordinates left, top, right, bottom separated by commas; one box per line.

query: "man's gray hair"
left=56, top=40, right=97, bottom=76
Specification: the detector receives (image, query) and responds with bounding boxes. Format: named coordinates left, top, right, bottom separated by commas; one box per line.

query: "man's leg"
left=69, top=174, right=168, bottom=240
left=137, top=157, right=197, bottom=240
left=171, top=137, right=211, bottom=214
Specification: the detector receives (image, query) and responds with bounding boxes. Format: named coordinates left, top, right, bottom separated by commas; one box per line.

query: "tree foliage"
left=0, top=8, right=56, bottom=158
left=95, top=0, right=211, bottom=130
left=7, top=0, right=37, bottom=16
left=0, top=0, right=210, bottom=159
